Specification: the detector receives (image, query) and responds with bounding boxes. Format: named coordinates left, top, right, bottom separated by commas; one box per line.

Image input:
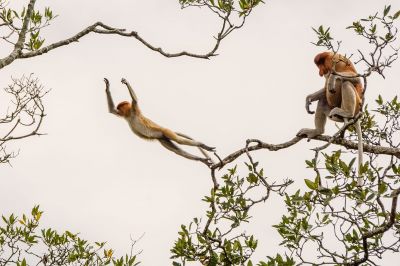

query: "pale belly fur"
left=125, top=116, right=162, bottom=139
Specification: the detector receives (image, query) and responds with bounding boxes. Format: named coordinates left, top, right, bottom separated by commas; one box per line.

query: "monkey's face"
left=314, top=52, right=332, bottom=77
left=318, top=64, right=329, bottom=77
left=117, top=101, right=131, bottom=117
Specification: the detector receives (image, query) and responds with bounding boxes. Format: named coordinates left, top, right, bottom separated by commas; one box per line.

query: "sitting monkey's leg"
left=329, top=81, right=356, bottom=119
left=297, top=98, right=331, bottom=138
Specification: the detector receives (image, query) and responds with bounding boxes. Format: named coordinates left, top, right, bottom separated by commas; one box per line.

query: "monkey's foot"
left=200, top=144, right=216, bottom=152
left=296, top=128, right=322, bottom=139
left=200, top=157, right=213, bottom=167
left=329, top=108, right=353, bottom=120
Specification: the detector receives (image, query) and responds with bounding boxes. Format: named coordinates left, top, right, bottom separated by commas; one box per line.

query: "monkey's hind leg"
left=176, top=132, right=215, bottom=164
left=163, top=129, right=215, bottom=152
left=159, top=138, right=211, bottom=165
left=329, top=81, right=356, bottom=120
left=297, top=98, right=330, bottom=139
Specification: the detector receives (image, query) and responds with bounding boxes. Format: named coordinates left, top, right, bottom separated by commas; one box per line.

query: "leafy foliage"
left=179, top=0, right=264, bottom=16
left=272, top=96, right=400, bottom=265
left=0, top=2, right=56, bottom=51
left=171, top=164, right=292, bottom=265
left=0, top=206, right=140, bottom=266
left=170, top=6, right=400, bottom=266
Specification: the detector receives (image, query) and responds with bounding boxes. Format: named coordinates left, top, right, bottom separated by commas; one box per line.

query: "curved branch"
left=211, top=135, right=400, bottom=170
left=345, top=188, right=400, bottom=266
left=18, top=21, right=223, bottom=61
left=0, top=0, right=36, bottom=69
left=0, top=4, right=234, bottom=70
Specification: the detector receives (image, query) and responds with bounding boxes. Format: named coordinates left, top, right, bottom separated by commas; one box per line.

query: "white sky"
left=1, top=0, right=399, bottom=265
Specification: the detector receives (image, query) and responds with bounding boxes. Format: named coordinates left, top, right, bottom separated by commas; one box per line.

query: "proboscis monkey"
left=104, top=78, right=215, bottom=165
left=297, top=51, right=364, bottom=186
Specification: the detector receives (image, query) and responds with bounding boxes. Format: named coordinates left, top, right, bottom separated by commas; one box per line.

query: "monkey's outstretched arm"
left=104, top=78, right=120, bottom=116
left=158, top=138, right=210, bottom=164
left=305, top=88, right=325, bottom=114
left=120, top=78, right=138, bottom=104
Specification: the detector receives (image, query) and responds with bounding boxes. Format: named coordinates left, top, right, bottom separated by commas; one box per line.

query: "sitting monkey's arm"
left=305, top=88, right=325, bottom=114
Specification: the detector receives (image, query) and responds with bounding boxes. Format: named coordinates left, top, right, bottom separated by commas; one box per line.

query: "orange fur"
left=116, top=101, right=131, bottom=117
left=104, top=78, right=214, bottom=164
left=117, top=101, right=179, bottom=140
left=314, top=51, right=357, bottom=76
left=314, top=51, right=363, bottom=113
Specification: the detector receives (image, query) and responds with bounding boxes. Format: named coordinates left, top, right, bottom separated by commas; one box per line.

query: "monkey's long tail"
left=355, top=120, right=364, bottom=186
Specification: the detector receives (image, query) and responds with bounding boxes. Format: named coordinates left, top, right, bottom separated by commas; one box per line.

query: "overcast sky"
left=1, top=0, right=399, bottom=265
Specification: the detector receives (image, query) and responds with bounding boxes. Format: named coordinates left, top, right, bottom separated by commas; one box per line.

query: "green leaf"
left=394, top=10, right=400, bottom=19
left=305, top=160, right=314, bottom=168
left=12, top=10, right=19, bottom=19
left=378, top=183, right=388, bottom=195
left=366, top=193, right=375, bottom=201
left=384, top=5, right=391, bottom=17
left=304, top=179, right=317, bottom=190
left=319, top=187, right=332, bottom=196
left=376, top=95, right=383, bottom=105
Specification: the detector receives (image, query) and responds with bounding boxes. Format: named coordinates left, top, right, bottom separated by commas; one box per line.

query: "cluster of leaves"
left=0, top=2, right=56, bottom=51
left=370, top=96, right=400, bottom=147
left=171, top=164, right=292, bottom=266
left=347, top=96, right=400, bottom=159
left=171, top=166, right=260, bottom=266
left=313, top=5, right=400, bottom=78
left=347, top=5, right=399, bottom=42
left=0, top=206, right=140, bottom=266
left=273, top=97, right=400, bottom=265
left=170, top=94, right=399, bottom=266
left=179, top=0, right=263, bottom=18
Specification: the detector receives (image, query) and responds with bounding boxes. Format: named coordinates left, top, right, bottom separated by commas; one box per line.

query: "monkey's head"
left=314, top=52, right=357, bottom=77
left=117, top=101, right=132, bottom=117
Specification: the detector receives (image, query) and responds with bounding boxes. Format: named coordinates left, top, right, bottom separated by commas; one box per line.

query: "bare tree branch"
left=0, top=74, right=47, bottom=164
left=211, top=135, right=400, bottom=170
left=345, top=188, right=400, bottom=266
left=0, top=0, right=255, bottom=69
left=0, top=0, right=35, bottom=69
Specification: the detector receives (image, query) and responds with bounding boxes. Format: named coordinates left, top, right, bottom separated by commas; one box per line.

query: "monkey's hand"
left=104, top=78, right=110, bottom=86
left=305, top=96, right=315, bottom=114
left=200, top=143, right=216, bottom=152
left=121, top=78, right=128, bottom=85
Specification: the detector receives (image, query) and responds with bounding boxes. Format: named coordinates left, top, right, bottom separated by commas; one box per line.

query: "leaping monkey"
left=104, top=78, right=215, bottom=165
